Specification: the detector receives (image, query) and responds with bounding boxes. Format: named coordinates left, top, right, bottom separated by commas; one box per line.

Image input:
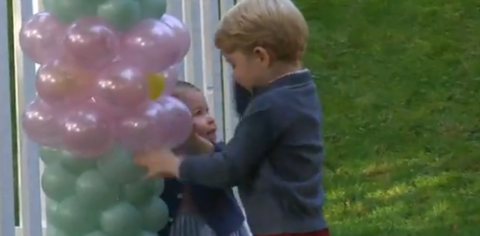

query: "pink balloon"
left=155, top=96, right=192, bottom=148
left=88, top=97, right=127, bottom=120
left=59, top=103, right=113, bottom=158
left=116, top=102, right=166, bottom=151
left=160, top=64, right=181, bottom=97
left=64, top=17, right=119, bottom=70
left=122, top=19, right=180, bottom=73
left=96, top=61, right=148, bottom=110
left=19, top=12, right=66, bottom=64
left=21, top=99, right=62, bottom=147
left=160, top=14, right=191, bottom=62
left=35, top=59, right=94, bottom=107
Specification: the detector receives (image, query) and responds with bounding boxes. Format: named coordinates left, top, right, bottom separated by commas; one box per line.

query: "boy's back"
left=237, top=70, right=326, bottom=234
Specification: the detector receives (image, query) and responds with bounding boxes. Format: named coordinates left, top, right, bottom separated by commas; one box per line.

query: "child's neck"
left=265, top=61, right=303, bottom=85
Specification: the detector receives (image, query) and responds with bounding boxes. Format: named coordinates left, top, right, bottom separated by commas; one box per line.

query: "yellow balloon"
left=146, top=73, right=166, bottom=100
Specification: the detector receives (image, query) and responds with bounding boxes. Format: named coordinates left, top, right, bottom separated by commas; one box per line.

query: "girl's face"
left=180, top=89, right=217, bottom=142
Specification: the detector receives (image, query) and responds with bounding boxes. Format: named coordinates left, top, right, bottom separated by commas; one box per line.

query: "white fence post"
left=12, top=0, right=44, bottom=235
left=0, top=1, right=17, bottom=235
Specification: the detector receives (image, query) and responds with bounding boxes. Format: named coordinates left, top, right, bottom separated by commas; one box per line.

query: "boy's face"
left=179, top=89, right=217, bottom=142
left=224, top=48, right=271, bottom=89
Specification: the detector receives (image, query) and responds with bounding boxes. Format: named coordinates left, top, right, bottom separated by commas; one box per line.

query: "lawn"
left=296, top=0, right=480, bottom=235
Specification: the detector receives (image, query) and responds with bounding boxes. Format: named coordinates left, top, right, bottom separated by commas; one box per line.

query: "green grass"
left=297, top=0, right=480, bottom=235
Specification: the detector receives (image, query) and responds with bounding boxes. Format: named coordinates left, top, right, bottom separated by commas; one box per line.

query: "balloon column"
left=19, top=0, right=192, bottom=235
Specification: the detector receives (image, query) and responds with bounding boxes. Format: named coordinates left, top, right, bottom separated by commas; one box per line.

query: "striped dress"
left=169, top=188, right=249, bottom=236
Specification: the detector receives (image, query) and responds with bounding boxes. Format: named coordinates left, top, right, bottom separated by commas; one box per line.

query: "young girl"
left=158, top=81, right=249, bottom=236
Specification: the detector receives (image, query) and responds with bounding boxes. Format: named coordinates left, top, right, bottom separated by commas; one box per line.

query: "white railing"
left=0, top=0, right=241, bottom=236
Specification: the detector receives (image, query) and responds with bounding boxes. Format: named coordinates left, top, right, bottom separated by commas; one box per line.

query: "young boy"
left=135, top=0, right=329, bottom=236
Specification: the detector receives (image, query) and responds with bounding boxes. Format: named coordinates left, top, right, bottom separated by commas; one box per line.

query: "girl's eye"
left=194, top=110, right=203, bottom=116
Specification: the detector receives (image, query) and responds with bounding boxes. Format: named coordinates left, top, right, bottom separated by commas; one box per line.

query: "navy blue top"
left=158, top=144, right=245, bottom=236
left=233, top=82, right=252, bottom=116
left=179, top=70, right=327, bottom=235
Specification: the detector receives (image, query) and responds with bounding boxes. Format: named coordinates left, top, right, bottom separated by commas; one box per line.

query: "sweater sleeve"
left=179, top=104, right=273, bottom=188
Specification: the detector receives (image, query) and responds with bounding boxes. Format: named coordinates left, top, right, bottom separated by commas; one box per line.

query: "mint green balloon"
left=97, top=0, right=141, bottom=31
left=46, top=200, right=60, bottom=226
left=60, top=152, right=98, bottom=174
left=138, top=0, right=167, bottom=19
left=100, top=202, right=142, bottom=236
left=39, top=146, right=97, bottom=173
left=43, top=0, right=102, bottom=23
left=138, top=197, right=169, bottom=232
left=45, top=225, right=68, bottom=236
left=76, top=169, right=121, bottom=209
left=97, top=147, right=145, bottom=184
left=39, top=146, right=62, bottom=165
left=153, top=179, right=165, bottom=195
left=123, top=180, right=157, bottom=205
left=41, top=163, right=76, bottom=201
left=137, top=231, right=157, bottom=236
left=51, top=196, right=98, bottom=235
left=84, top=231, right=110, bottom=236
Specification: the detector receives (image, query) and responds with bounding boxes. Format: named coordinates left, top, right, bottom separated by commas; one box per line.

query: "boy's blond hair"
left=214, top=0, right=309, bottom=62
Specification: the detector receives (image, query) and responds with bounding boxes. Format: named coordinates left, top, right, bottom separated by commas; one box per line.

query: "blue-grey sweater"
left=179, top=70, right=327, bottom=235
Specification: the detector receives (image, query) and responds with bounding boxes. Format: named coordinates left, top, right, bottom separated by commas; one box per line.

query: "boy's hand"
left=133, top=148, right=181, bottom=179
left=183, top=124, right=214, bottom=153
left=187, top=132, right=214, bottom=153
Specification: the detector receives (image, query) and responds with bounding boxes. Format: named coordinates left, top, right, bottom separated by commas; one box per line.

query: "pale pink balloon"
left=64, top=17, right=119, bottom=71
left=122, top=19, right=180, bottom=74
left=160, top=64, right=181, bottom=97
left=88, top=97, right=127, bottom=120
left=19, top=12, right=66, bottom=64
left=35, top=59, right=94, bottom=107
left=155, top=96, right=192, bottom=148
left=21, top=98, right=62, bottom=147
left=59, top=103, right=113, bottom=158
left=160, top=14, right=191, bottom=62
left=116, top=102, right=166, bottom=151
left=96, top=61, right=149, bottom=110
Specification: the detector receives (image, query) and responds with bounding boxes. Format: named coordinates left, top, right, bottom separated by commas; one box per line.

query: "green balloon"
left=136, top=231, right=157, bottom=236
left=61, top=152, right=98, bottom=174
left=51, top=196, right=98, bottom=235
left=97, top=0, right=141, bottom=31
left=153, top=179, right=165, bottom=195
left=43, top=0, right=103, bottom=23
left=39, top=146, right=62, bottom=165
left=138, top=0, right=167, bottom=19
left=76, top=169, right=121, bottom=209
left=39, top=146, right=97, bottom=173
left=84, top=231, right=110, bottom=236
left=41, top=163, right=77, bottom=201
left=46, top=199, right=60, bottom=226
left=97, top=147, right=145, bottom=184
left=138, top=197, right=169, bottom=232
left=45, top=225, right=68, bottom=236
left=100, top=202, right=142, bottom=236
left=123, top=180, right=156, bottom=205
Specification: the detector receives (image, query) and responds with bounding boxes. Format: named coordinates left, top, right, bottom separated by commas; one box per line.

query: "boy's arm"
left=178, top=105, right=273, bottom=188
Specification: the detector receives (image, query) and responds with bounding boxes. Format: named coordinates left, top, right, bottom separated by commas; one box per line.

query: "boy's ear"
left=253, top=46, right=270, bottom=66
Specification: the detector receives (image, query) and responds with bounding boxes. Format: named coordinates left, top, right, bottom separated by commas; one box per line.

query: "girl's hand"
left=133, top=148, right=181, bottom=179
